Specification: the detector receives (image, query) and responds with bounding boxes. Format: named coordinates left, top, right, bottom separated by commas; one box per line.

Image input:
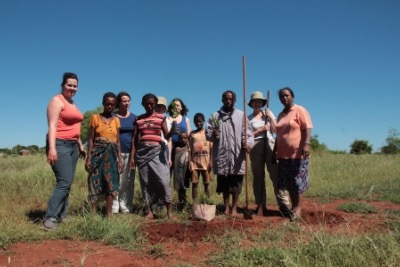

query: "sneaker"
left=121, top=208, right=130, bottom=213
left=42, top=218, right=57, bottom=231
left=112, top=208, right=119, bottom=214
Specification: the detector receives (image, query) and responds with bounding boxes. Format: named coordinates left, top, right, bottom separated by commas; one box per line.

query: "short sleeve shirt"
left=276, top=104, right=313, bottom=159
left=90, top=114, right=120, bottom=143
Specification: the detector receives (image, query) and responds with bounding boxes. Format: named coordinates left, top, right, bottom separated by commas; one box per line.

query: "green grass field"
left=1, top=152, right=399, bottom=266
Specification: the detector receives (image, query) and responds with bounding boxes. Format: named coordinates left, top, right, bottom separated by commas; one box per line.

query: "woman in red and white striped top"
left=130, top=93, right=176, bottom=219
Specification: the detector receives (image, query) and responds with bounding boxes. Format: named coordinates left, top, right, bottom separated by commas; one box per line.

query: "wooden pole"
left=242, top=56, right=252, bottom=220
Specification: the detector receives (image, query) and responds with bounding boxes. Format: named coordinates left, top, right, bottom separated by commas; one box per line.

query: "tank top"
left=56, top=94, right=84, bottom=140
left=171, top=116, right=188, bottom=143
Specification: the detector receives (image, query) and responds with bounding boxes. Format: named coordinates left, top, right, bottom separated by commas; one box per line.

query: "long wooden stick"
left=242, top=56, right=252, bottom=220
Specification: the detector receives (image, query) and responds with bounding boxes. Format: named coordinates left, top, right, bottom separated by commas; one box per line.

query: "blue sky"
left=1, top=0, right=399, bottom=152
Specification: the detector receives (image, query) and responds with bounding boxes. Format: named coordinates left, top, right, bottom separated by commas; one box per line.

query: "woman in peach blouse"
left=273, top=87, right=313, bottom=221
left=85, top=92, right=122, bottom=216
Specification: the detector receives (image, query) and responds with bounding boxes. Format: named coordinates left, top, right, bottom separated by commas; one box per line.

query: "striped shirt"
left=136, top=113, right=164, bottom=143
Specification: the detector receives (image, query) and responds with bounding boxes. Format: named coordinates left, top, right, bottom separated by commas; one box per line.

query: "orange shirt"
left=90, top=114, right=120, bottom=143
left=56, top=94, right=84, bottom=140
left=276, top=104, right=313, bottom=159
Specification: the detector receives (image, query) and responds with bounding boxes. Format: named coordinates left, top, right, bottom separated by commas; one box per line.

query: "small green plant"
left=209, top=114, right=221, bottom=129
left=195, top=193, right=214, bottom=205
left=337, top=202, right=377, bottom=214
left=170, top=102, right=180, bottom=118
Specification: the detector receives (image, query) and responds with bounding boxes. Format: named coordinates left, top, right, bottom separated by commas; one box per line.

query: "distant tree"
left=380, top=128, right=400, bottom=154
left=11, top=144, right=27, bottom=154
left=310, top=135, right=328, bottom=152
left=27, top=145, right=39, bottom=154
left=0, top=148, right=11, bottom=155
left=80, top=106, right=103, bottom=145
left=329, top=149, right=347, bottom=154
left=350, top=139, right=372, bottom=154
left=39, top=146, right=46, bottom=154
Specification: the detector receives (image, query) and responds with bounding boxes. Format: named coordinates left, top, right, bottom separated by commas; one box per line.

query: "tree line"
left=1, top=108, right=399, bottom=156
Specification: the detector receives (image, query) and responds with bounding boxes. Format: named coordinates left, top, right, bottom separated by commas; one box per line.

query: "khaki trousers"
left=249, top=139, right=290, bottom=209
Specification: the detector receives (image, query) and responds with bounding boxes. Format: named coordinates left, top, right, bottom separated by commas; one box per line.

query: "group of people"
left=42, top=72, right=312, bottom=231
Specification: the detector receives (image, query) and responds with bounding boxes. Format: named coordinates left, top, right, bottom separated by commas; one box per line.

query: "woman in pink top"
left=43, top=72, right=86, bottom=231
left=273, top=87, right=313, bottom=221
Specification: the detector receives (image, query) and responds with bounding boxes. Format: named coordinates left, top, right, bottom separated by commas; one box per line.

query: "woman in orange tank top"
left=43, top=72, right=86, bottom=231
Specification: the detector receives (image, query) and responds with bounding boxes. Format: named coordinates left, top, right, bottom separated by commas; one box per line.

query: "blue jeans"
left=44, top=139, right=79, bottom=221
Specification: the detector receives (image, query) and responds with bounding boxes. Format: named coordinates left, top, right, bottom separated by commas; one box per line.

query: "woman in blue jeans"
left=43, top=72, right=86, bottom=231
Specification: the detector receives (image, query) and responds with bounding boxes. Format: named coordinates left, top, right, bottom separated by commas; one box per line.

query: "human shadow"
left=25, top=209, right=46, bottom=224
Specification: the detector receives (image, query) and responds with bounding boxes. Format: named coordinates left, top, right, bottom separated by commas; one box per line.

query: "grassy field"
left=1, top=152, right=400, bottom=266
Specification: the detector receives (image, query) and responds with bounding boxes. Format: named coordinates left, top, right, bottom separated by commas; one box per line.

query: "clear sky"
left=1, top=0, right=399, bottom=152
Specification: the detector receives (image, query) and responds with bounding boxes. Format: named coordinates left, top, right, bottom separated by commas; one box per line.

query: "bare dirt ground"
left=1, top=198, right=399, bottom=267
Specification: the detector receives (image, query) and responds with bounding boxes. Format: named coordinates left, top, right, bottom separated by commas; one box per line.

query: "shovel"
left=242, top=56, right=253, bottom=220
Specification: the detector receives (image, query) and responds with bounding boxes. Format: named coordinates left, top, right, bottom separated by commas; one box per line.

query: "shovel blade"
left=243, top=209, right=253, bottom=220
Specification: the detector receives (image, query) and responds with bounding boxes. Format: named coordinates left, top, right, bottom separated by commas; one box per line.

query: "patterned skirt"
left=88, top=137, right=120, bottom=203
left=278, top=158, right=309, bottom=194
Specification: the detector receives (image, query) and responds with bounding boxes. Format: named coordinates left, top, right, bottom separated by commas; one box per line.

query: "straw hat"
left=157, top=96, right=168, bottom=108
left=248, top=91, right=267, bottom=107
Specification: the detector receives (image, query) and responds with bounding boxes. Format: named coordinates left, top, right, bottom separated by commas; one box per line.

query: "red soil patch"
left=1, top=198, right=399, bottom=267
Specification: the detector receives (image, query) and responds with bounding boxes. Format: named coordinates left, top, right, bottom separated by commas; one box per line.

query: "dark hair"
left=179, top=132, right=188, bottom=137
left=168, top=98, right=189, bottom=116
left=278, top=87, right=294, bottom=98
left=117, top=91, right=131, bottom=102
left=193, top=113, right=205, bottom=121
left=116, top=91, right=131, bottom=109
left=222, top=90, right=236, bottom=101
left=102, top=92, right=117, bottom=104
left=61, top=72, right=78, bottom=86
left=141, top=93, right=158, bottom=106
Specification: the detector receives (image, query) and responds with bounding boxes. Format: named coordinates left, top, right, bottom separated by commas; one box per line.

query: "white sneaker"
left=42, top=218, right=57, bottom=231
left=121, top=208, right=130, bottom=213
left=112, top=198, right=119, bottom=213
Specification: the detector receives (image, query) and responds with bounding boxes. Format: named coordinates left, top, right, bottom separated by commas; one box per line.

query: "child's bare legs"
left=204, top=183, right=210, bottom=198
left=192, top=183, right=199, bottom=201
left=91, top=202, right=97, bottom=213
left=105, top=195, right=113, bottom=217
